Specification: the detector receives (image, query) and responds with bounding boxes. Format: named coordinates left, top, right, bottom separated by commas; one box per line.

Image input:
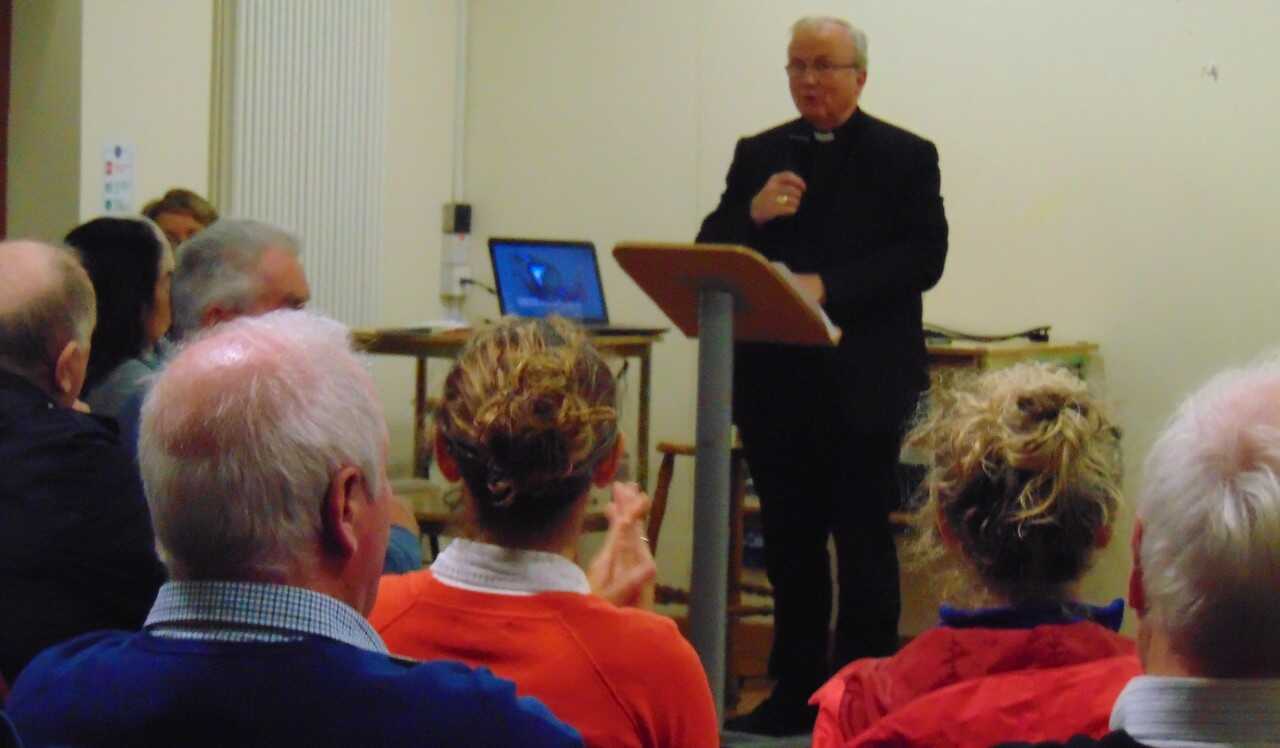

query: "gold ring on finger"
left=776, top=194, right=789, bottom=205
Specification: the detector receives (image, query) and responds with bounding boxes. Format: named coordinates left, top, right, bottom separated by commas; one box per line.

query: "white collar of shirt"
left=430, top=538, right=590, bottom=596
left=1111, top=675, right=1280, bottom=747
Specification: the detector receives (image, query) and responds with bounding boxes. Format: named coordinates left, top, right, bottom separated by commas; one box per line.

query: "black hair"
left=64, top=217, right=166, bottom=392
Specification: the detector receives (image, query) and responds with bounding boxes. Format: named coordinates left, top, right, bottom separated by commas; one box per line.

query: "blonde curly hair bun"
left=435, top=316, right=618, bottom=544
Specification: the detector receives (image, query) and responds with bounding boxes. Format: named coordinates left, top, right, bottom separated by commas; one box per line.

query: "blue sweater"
left=8, top=631, right=582, bottom=747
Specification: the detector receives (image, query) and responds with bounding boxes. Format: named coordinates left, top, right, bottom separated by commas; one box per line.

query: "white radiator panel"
left=222, top=0, right=390, bottom=326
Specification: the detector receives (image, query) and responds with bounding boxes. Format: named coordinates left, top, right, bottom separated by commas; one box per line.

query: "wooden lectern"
left=613, top=242, right=838, bottom=718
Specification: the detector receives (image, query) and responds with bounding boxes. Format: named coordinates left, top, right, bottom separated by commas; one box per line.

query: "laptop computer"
left=487, top=237, right=663, bottom=336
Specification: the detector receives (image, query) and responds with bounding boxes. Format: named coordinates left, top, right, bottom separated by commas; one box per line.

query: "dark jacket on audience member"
left=0, top=712, right=19, bottom=748
left=0, top=370, right=164, bottom=683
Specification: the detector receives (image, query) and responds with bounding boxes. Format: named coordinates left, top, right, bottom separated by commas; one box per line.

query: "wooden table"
left=353, top=327, right=665, bottom=489
left=926, top=339, right=1099, bottom=377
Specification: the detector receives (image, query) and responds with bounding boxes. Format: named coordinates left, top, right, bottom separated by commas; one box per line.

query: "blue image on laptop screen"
left=489, top=239, right=608, bottom=324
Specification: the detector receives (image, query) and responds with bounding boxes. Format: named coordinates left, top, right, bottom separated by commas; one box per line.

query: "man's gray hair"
left=792, top=16, right=869, bottom=71
left=170, top=219, right=301, bottom=339
left=139, top=309, right=386, bottom=582
left=1137, top=357, right=1280, bottom=676
left=0, top=240, right=96, bottom=386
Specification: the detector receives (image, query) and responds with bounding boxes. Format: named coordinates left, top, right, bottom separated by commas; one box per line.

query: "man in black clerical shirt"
left=698, top=17, right=948, bottom=736
left=0, top=240, right=164, bottom=684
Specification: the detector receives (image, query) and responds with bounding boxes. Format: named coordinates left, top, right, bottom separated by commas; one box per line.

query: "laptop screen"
left=488, top=238, right=609, bottom=325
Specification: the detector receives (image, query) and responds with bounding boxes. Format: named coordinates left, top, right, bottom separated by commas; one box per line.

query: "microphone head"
left=785, top=133, right=812, bottom=180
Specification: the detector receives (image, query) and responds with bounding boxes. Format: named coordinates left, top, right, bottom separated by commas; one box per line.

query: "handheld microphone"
left=785, top=133, right=813, bottom=181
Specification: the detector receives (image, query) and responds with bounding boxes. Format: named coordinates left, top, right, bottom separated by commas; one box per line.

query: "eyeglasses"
left=785, top=61, right=858, bottom=78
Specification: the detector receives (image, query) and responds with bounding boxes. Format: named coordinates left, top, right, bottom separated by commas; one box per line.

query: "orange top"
left=371, top=570, right=719, bottom=748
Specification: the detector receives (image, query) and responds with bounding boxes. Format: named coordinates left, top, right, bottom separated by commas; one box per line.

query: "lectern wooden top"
left=613, top=242, right=838, bottom=346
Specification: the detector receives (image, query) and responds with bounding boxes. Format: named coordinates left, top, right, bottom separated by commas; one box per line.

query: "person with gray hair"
left=119, top=217, right=421, bottom=575
left=699, top=14, right=948, bottom=735
left=169, top=218, right=310, bottom=340
left=110, top=217, right=308, bottom=453
left=1000, top=358, right=1280, bottom=748
left=0, top=240, right=163, bottom=685
left=6, top=310, right=582, bottom=747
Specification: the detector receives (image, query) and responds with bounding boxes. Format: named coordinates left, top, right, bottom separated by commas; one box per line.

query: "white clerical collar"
left=1111, top=675, right=1280, bottom=747
left=813, top=130, right=835, bottom=143
left=430, top=538, right=591, bottom=597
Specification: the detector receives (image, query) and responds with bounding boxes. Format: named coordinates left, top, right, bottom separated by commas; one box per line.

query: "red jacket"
left=847, top=655, right=1142, bottom=747
left=812, top=621, right=1137, bottom=748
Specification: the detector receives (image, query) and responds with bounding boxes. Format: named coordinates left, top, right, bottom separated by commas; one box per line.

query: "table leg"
left=638, top=347, right=652, bottom=491
left=414, top=356, right=429, bottom=477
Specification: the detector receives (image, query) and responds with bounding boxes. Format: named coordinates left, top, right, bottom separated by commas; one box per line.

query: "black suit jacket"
left=697, top=109, right=948, bottom=432
left=0, top=370, right=164, bottom=683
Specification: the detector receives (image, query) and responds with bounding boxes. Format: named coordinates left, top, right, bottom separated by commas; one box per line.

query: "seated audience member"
left=6, top=310, right=581, bottom=748
left=1001, top=358, right=1280, bottom=748
left=64, top=217, right=174, bottom=420
left=168, top=219, right=309, bottom=342
left=111, top=219, right=311, bottom=451
left=371, top=317, right=719, bottom=748
left=811, top=363, right=1139, bottom=747
left=0, top=241, right=164, bottom=685
left=147, top=218, right=421, bottom=573
left=141, top=187, right=218, bottom=249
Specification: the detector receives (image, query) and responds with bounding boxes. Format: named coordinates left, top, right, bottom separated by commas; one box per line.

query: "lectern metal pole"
left=689, top=287, right=734, bottom=718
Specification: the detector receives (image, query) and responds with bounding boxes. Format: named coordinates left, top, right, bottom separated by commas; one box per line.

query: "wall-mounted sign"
left=103, top=143, right=136, bottom=213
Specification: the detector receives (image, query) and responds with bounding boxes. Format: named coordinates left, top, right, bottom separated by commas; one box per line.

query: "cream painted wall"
left=464, top=0, right=1280, bottom=629
left=77, top=0, right=212, bottom=222
left=7, top=0, right=82, bottom=239
left=6, top=0, right=211, bottom=237
left=376, top=0, right=459, bottom=476
left=8, top=0, right=453, bottom=478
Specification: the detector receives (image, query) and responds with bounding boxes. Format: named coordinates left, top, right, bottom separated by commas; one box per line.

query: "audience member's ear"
left=592, top=437, right=624, bottom=488
left=1128, top=520, right=1147, bottom=616
left=434, top=432, right=462, bottom=482
left=936, top=511, right=960, bottom=550
left=53, top=339, right=89, bottom=408
left=1095, top=524, right=1112, bottom=549
left=200, top=304, right=236, bottom=329
left=322, top=466, right=366, bottom=558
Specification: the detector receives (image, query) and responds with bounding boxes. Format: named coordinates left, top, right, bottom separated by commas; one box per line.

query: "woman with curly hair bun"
left=370, top=317, right=717, bottom=748
left=812, top=363, right=1141, bottom=748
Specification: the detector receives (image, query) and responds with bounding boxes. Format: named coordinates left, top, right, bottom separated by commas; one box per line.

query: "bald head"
left=139, top=310, right=389, bottom=589
left=0, top=240, right=96, bottom=404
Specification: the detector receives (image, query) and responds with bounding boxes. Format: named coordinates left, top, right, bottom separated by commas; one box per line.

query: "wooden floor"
left=732, top=676, right=773, bottom=717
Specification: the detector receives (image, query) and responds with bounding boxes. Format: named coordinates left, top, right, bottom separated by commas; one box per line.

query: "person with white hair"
left=6, top=310, right=582, bottom=747
left=698, top=15, right=948, bottom=735
left=1000, top=359, right=1280, bottom=748
left=0, top=240, right=164, bottom=685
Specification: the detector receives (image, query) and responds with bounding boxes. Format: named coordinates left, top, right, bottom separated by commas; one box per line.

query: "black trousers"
left=735, top=359, right=903, bottom=703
